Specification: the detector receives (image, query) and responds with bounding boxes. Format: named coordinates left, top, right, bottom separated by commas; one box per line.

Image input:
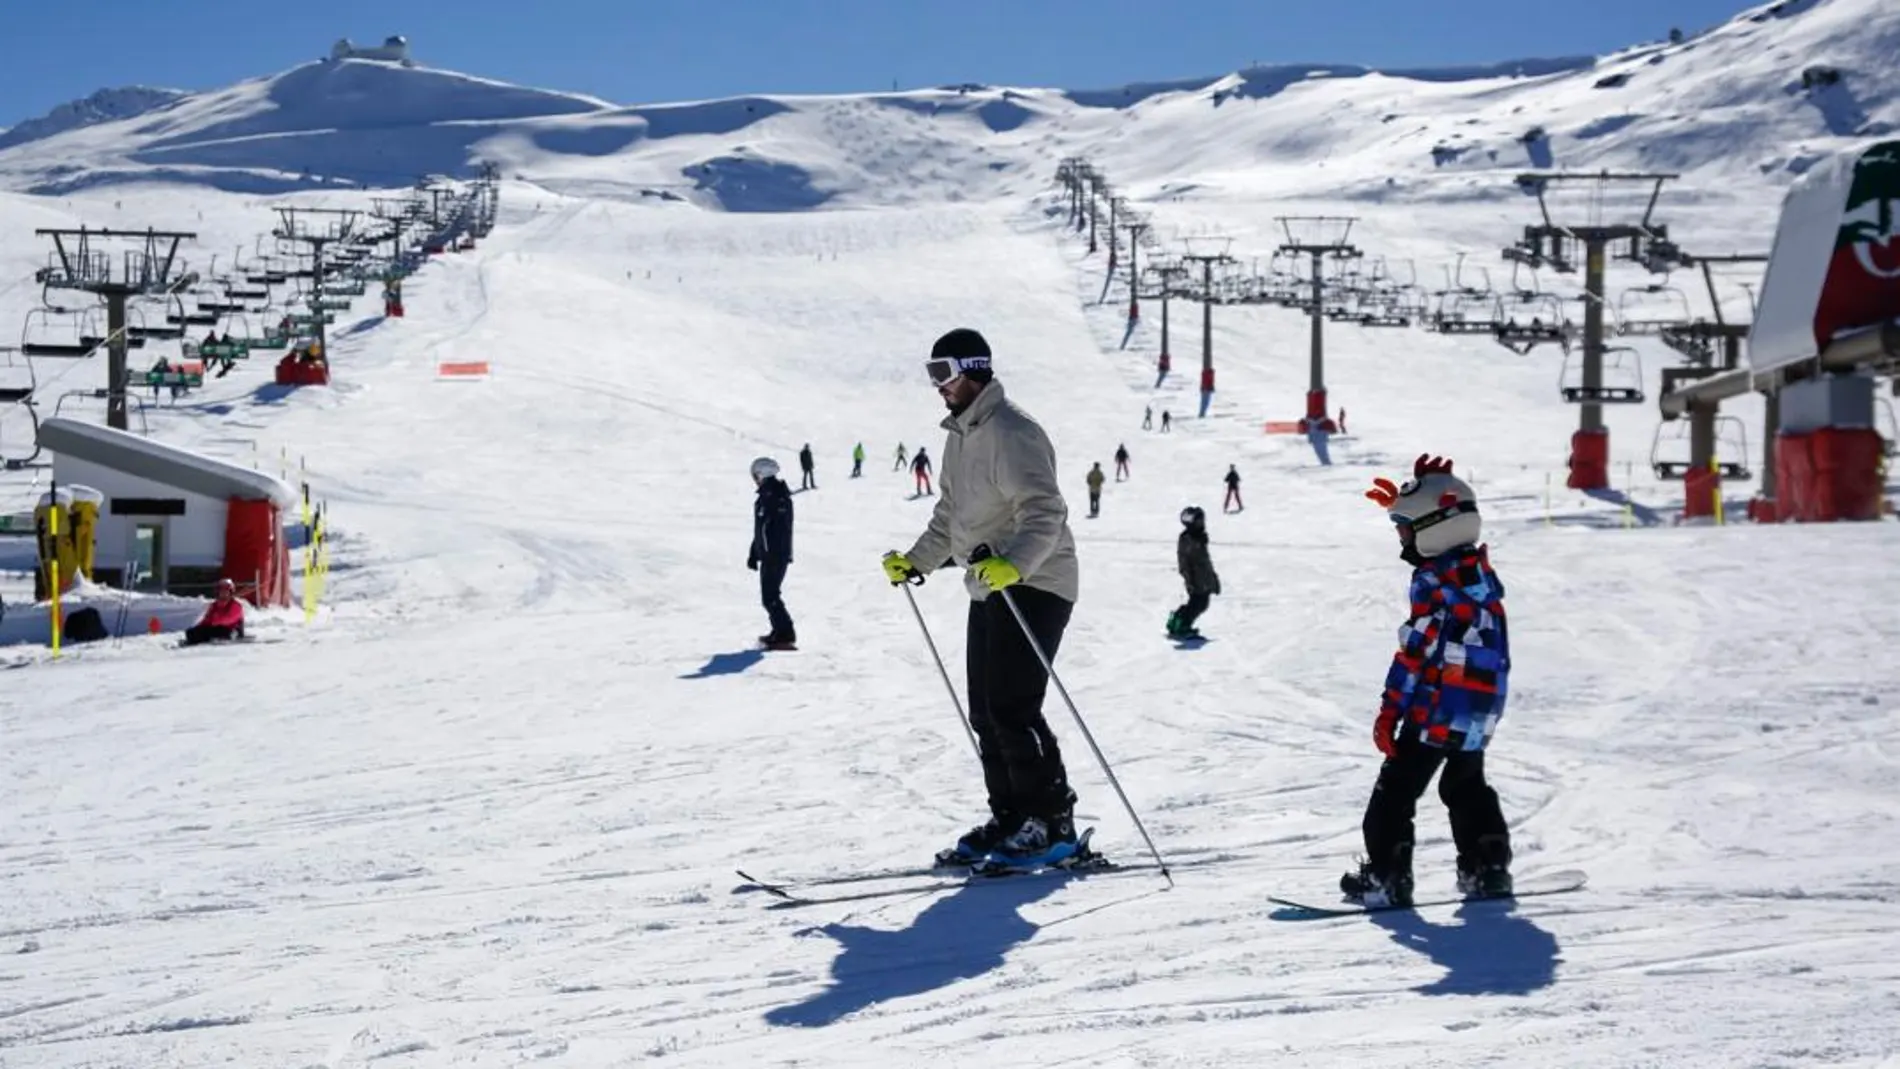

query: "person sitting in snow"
left=182, top=578, right=245, bottom=646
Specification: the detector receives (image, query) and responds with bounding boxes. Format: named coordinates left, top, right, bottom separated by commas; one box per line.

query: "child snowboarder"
left=1167, top=506, right=1219, bottom=638
left=1342, top=454, right=1512, bottom=908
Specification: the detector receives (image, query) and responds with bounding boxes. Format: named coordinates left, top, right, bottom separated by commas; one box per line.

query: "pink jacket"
left=199, top=597, right=245, bottom=630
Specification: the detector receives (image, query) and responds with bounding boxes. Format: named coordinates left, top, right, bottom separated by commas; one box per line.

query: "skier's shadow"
left=764, top=876, right=1064, bottom=1027
left=1369, top=899, right=1561, bottom=996
left=678, top=650, right=764, bottom=678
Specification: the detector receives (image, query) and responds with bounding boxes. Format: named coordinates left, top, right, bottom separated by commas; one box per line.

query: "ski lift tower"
left=1505, top=170, right=1680, bottom=489
left=273, top=207, right=359, bottom=359
left=1276, top=215, right=1362, bottom=433
left=32, top=226, right=199, bottom=431
left=1180, top=235, right=1237, bottom=419
left=1123, top=218, right=1151, bottom=321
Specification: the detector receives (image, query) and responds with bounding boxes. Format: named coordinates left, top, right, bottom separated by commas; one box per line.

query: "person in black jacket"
left=1167, top=506, right=1220, bottom=639
left=798, top=443, right=816, bottom=490
left=748, top=456, right=797, bottom=649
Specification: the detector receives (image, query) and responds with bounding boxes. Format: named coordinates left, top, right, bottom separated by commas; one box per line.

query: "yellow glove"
left=882, top=551, right=919, bottom=585
left=970, top=556, right=1021, bottom=592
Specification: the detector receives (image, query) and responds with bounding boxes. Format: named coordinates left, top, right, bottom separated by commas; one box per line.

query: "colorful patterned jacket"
left=1380, top=544, right=1509, bottom=751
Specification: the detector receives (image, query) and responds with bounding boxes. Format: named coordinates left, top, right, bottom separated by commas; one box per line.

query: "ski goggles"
left=925, top=355, right=989, bottom=386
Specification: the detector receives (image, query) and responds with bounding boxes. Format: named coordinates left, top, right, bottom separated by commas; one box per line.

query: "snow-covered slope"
left=2, top=166, right=1897, bottom=1068
left=1, top=0, right=1894, bottom=206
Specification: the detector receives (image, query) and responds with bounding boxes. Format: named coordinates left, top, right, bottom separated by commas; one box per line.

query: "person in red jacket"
left=183, top=578, right=246, bottom=646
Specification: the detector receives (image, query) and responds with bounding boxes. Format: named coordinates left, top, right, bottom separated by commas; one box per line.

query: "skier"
left=851, top=442, right=865, bottom=478
left=798, top=444, right=816, bottom=490
left=882, top=327, right=1083, bottom=867
left=1113, top=443, right=1130, bottom=482
left=1085, top=462, right=1105, bottom=518
left=1142, top=406, right=1153, bottom=431
left=182, top=578, right=246, bottom=646
left=1342, top=454, right=1512, bottom=908
left=911, top=447, right=933, bottom=496
left=1160, top=410, right=1172, bottom=433
left=1167, top=506, right=1219, bottom=639
left=894, top=443, right=908, bottom=471
left=747, top=457, right=797, bottom=650
left=1222, top=464, right=1243, bottom=512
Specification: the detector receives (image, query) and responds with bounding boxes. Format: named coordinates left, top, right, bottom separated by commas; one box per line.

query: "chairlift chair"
left=1649, top=417, right=1752, bottom=480
left=0, top=352, right=41, bottom=470
left=20, top=307, right=93, bottom=358
left=76, top=305, right=148, bottom=352
left=1559, top=346, right=1645, bottom=403
left=0, top=347, right=35, bottom=405
left=1615, top=283, right=1692, bottom=335
left=1432, top=292, right=1504, bottom=334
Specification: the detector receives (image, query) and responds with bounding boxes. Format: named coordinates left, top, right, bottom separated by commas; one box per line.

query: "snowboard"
left=1268, top=868, right=1587, bottom=918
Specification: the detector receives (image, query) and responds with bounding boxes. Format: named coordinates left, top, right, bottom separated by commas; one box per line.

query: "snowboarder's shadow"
left=764, top=875, right=1064, bottom=1027
left=678, top=649, right=765, bottom=678
left=1369, top=898, right=1560, bottom=996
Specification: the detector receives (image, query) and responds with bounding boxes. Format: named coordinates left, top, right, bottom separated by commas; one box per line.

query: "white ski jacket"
left=905, top=380, right=1079, bottom=603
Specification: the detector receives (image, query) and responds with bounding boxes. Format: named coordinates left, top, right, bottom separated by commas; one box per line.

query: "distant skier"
left=182, top=578, right=245, bottom=646
left=1085, top=462, right=1105, bottom=517
left=851, top=441, right=865, bottom=478
left=798, top=443, right=816, bottom=490
left=1222, top=464, right=1242, bottom=513
left=1342, top=454, right=1512, bottom=908
left=1160, top=410, right=1172, bottom=433
left=881, top=327, right=1082, bottom=868
left=911, top=447, right=933, bottom=496
left=1114, top=443, right=1130, bottom=482
left=747, top=457, right=797, bottom=650
left=1142, top=406, right=1153, bottom=431
left=1166, top=506, right=1219, bottom=639
left=894, top=443, right=908, bottom=472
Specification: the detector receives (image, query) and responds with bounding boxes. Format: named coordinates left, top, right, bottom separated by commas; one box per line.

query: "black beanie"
left=931, top=328, right=991, bottom=360
left=931, top=328, right=993, bottom=382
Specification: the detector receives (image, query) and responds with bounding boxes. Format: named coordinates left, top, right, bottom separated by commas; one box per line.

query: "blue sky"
left=1, top=0, right=1758, bottom=126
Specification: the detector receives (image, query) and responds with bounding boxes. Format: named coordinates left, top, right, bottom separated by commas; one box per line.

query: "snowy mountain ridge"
left=0, top=86, right=190, bottom=153
left=0, top=0, right=1892, bottom=208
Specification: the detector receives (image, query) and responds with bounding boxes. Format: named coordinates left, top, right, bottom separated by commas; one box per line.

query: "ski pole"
left=970, top=546, right=1172, bottom=886
left=889, top=558, right=982, bottom=762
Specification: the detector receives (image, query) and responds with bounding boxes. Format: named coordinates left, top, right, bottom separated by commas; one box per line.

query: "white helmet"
left=750, top=456, right=780, bottom=480
left=1367, top=454, right=1481, bottom=560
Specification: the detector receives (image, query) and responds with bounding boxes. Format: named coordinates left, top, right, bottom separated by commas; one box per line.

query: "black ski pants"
left=183, top=623, right=239, bottom=646
left=966, top=585, right=1075, bottom=822
left=1174, top=590, right=1210, bottom=629
left=1362, top=740, right=1509, bottom=877
left=758, top=556, right=794, bottom=638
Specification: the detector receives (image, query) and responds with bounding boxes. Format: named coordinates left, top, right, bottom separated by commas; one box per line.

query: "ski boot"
left=979, top=811, right=1085, bottom=873
left=935, top=814, right=1020, bottom=868
left=1456, top=835, right=1514, bottom=898
left=1340, top=844, right=1414, bottom=908
left=758, top=631, right=797, bottom=652
left=1165, top=612, right=1198, bottom=640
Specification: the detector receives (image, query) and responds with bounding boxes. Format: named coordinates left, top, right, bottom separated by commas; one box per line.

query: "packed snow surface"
left=3, top=0, right=1900, bottom=1065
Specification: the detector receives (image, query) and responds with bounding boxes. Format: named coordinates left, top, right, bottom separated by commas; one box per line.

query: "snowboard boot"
left=1456, top=834, right=1514, bottom=898
left=987, top=811, right=1080, bottom=869
left=935, top=813, right=1020, bottom=867
left=1340, top=843, right=1414, bottom=908
left=759, top=631, right=797, bottom=651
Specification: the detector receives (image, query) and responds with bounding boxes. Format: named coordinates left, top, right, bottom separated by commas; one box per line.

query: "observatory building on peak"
left=328, top=35, right=414, bottom=66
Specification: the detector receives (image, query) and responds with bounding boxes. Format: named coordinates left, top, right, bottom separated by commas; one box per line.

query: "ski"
left=754, top=855, right=1158, bottom=909
left=1267, top=869, right=1588, bottom=918
left=734, top=861, right=978, bottom=896
left=736, top=828, right=1147, bottom=907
